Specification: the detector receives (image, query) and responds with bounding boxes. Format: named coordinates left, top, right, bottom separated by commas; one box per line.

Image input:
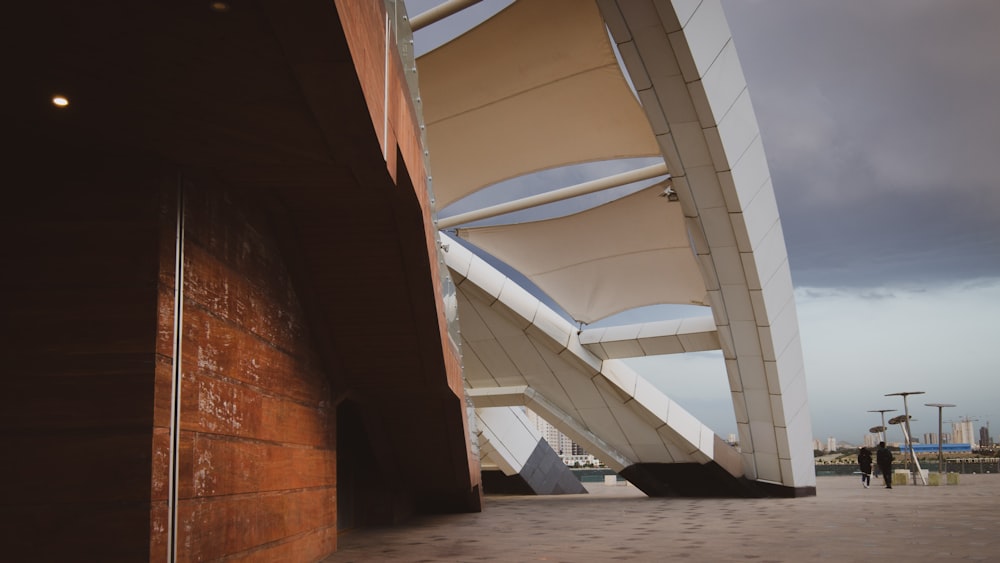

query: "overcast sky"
left=411, top=1, right=1000, bottom=446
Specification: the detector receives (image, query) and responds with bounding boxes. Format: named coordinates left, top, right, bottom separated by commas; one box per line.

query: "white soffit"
left=456, top=186, right=708, bottom=324
left=416, top=0, right=660, bottom=208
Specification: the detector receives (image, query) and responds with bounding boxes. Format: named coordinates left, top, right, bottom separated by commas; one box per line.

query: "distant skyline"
left=409, top=1, right=1000, bottom=445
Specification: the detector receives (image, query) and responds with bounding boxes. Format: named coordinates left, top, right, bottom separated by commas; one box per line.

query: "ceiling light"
left=51, top=95, right=69, bottom=108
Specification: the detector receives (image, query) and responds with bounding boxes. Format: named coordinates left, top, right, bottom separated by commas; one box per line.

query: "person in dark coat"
left=876, top=441, right=894, bottom=488
left=857, top=447, right=873, bottom=488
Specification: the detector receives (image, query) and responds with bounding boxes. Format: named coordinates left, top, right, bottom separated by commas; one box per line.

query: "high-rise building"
left=923, top=433, right=938, bottom=445
left=979, top=426, right=993, bottom=448
left=952, top=420, right=975, bottom=444
left=864, top=434, right=880, bottom=448
left=827, top=437, right=837, bottom=452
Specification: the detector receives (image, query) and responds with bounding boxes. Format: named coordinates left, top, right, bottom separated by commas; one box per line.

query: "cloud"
left=723, top=0, right=1000, bottom=286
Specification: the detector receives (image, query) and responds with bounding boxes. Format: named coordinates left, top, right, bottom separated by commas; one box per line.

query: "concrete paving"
left=324, top=474, right=1000, bottom=562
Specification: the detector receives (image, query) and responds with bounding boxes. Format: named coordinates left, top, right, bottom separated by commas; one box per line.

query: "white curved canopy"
left=417, top=0, right=660, bottom=207
left=456, top=185, right=708, bottom=323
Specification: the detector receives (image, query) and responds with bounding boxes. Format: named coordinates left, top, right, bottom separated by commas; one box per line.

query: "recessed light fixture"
left=209, top=1, right=230, bottom=12
left=52, top=95, right=69, bottom=108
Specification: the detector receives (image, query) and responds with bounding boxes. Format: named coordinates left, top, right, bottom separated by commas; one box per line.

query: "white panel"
left=751, top=260, right=794, bottom=319
left=600, top=323, right=643, bottom=342
left=672, top=176, right=700, bottom=219
left=700, top=39, right=746, bottom=124
left=638, top=335, right=684, bottom=356
left=641, top=318, right=685, bottom=337
left=709, top=244, right=743, bottom=286
left=769, top=371, right=803, bottom=430
left=731, top=182, right=779, bottom=254
left=698, top=425, right=715, bottom=457
left=664, top=0, right=702, bottom=31
left=664, top=400, right=702, bottom=449
left=727, top=136, right=770, bottom=208
left=577, top=326, right=606, bottom=346
left=744, top=222, right=788, bottom=297
left=700, top=206, right=736, bottom=248
left=630, top=442, right=671, bottom=462
left=465, top=258, right=505, bottom=303
left=698, top=259, right=722, bottom=305
left=656, top=132, right=686, bottom=176
left=678, top=330, right=719, bottom=352
left=730, top=390, right=748, bottom=423
left=679, top=0, right=730, bottom=79
left=578, top=407, right=634, bottom=458
left=774, top=366, right=808, bottom=423
left=725, top=358, right=743, bottom=392
left=685, top=164, right=726, bottom=210
left=601, top=359, right=638, bottom=398
left=456, top=294, right=495, bottom=343
left=702, top=125, right=726, bottom=171
left=592, top=371, right=633, bottom=405
left=779, top=458, right=795, bottom=487
left=637, top=88, right=669, bottom=135
left=443, top=234, right=474, bottom=281
left=669, top=121, right=714, bottom=167
left=601, top=339, right=645, bottom=358
left=653, top=74, right=698, bottom=124
left=744, top=388, right=772, bottom=424
left=633, top=21, right=683, bottom=79
left=611, top=402, right=669, bottom=452
left=737, top=423, right=753, bottom=453
left=632, top=375, right=670, bottom=427
left=729, top=320, right=762, bottom=357
left=720, top=283, right=754, bottom=322
left=758, top=300, right=798, bottom=364
left=735, top=354, right=766, bottom=390
left=460, top=346, right=496, bottom=388
left=526, top=305, right=572, bottom=353
left=550, top=365, right=606, bottom=410
left=597, top=0, right=631, bottom=42
left=785, top=405, right=818, bottom=487
left=470, top=339, right=523, bottom=385
left=525, top=373, right=576, bottom=415
left=717, top=89, right=760, bottom=168
left=665, top=439, right=698, bottom=463
left=770, top=332, right=806, bottom=394
left=774, top=423, right=791, bottom=461
left=686, top=78, right=712, bottom=131
left=715, top=323, right=734, bottom=358
left=685, top=215, right=710, bottom=255
left=749, top=420, right=777, bottom=455
left=495, top=280, right=540, bottom=329
left=754, top=450, right=782, bottom=483
left=619, top=40, right=651, bottom=90
left=664, top=30, right=694, bottom=84
left=499, top=333, right=551, bottom=378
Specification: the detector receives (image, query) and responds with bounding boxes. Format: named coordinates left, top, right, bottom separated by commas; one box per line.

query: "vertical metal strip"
left=167, top=175, right=185, bottom=562
left=384, top=11, right=390, bottom=159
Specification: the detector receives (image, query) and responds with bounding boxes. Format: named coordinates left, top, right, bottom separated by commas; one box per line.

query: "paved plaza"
left=325, top=475, right=1000, bottom=562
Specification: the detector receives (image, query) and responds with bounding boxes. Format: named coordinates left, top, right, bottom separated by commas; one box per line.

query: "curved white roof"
left=414, top=0, right=815, bottom=491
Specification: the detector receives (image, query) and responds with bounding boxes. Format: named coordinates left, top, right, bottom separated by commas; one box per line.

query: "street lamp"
left=887, top=391, right=926, bottom=485
left=868, top=409, right=897, bottom=442
left=925, top=402, right=955, bottom=478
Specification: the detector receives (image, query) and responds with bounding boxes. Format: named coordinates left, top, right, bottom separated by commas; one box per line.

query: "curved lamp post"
left=887, top=391, right=926, bottom=485
left=868, top=409, right=896, bottom=443
left=925, top=402, right=955, bottom=478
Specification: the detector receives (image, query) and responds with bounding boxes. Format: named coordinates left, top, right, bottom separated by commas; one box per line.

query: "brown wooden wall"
left=0, top=140, right=163, bottom=561
left=2, top=0, right=481, bottom=559
left=151, top=180, right=339, bottom=561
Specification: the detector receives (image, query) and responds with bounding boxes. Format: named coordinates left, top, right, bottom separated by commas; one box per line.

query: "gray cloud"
left=724, top=0, right=1000, bottom=286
